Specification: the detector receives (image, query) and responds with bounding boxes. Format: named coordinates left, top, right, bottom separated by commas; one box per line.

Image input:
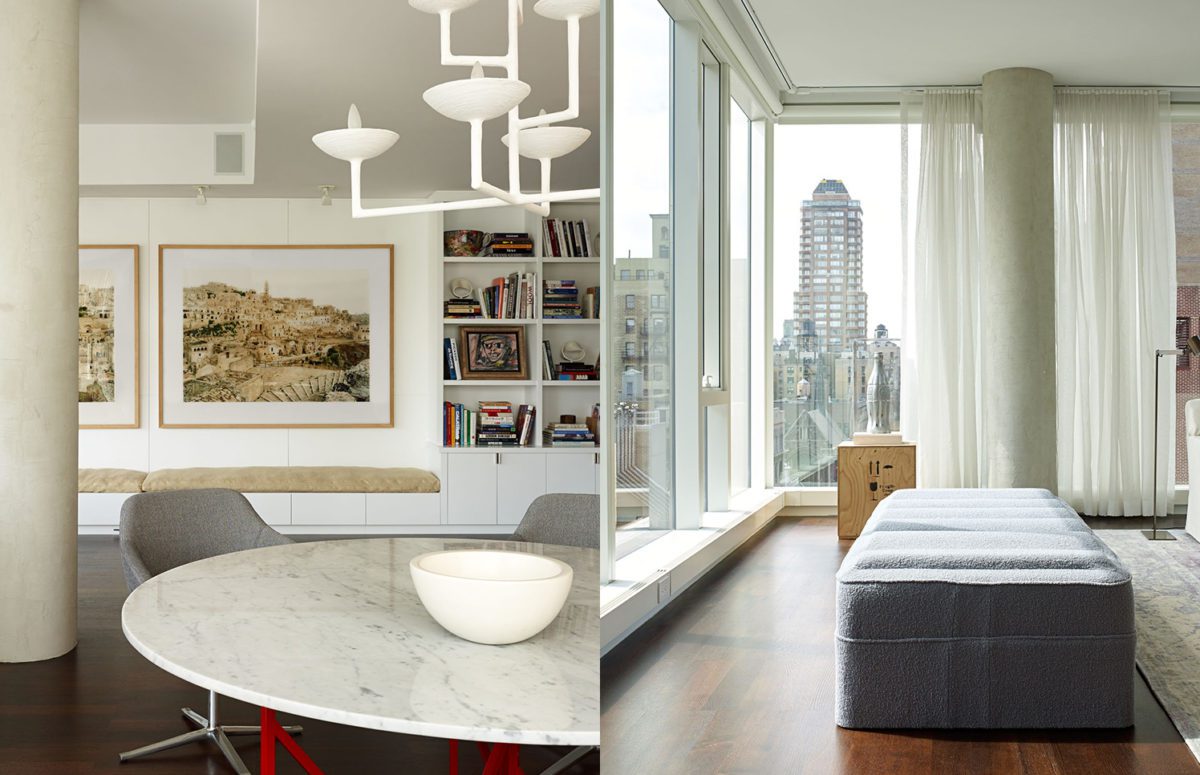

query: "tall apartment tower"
left=792, top=179, right=867, bottom=353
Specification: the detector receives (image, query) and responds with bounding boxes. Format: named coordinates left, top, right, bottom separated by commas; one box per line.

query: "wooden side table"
left=837, top=442, right=916, bottom=539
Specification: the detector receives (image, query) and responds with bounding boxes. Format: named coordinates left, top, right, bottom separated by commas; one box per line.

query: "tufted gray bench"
left=835, top=488, right=1135, bottom=729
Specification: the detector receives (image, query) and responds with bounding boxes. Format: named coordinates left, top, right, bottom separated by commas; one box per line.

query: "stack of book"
left=543, top=422, right=597, bottom=447
left=476, top=401, right=519, bottom=446
left=479, top=272, right=536, bottom=318
left=541, top=218, right=594, bottom=258
left=556, top=361, right=598, bottom=381
left=443, top=337, right=463, bottom=380
left=481, top=232, right=534, bottom=257
left=444, top=299, right=482, bottom=318
left=581, top=286, right=600, bottom=319
left=543, top=280, right=581, bottom=318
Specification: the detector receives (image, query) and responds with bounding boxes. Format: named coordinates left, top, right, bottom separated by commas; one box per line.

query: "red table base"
left=449, top=739, right=525, bottom=775
left=259, top=707, right=523, bottom=775
left=260, top=707, right=325, bottom=775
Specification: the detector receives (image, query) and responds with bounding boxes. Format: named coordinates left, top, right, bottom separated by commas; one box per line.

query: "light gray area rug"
left=1098, top=528, right=1200, bottom=762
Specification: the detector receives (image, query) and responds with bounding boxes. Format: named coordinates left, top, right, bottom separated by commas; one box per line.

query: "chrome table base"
left=118, top=690, right=301, bottom=774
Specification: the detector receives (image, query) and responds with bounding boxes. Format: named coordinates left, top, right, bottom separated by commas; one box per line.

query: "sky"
left=183, top=268, right=370, bottom=314
left=773, top=124, right=916, bottom=340
left=612, top=0, right=670, bottom=260
left=612, top=0, right=917, bottom=344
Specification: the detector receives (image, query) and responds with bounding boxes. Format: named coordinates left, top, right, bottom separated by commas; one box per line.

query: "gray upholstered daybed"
left=835, top=487, right=1134, bottom=729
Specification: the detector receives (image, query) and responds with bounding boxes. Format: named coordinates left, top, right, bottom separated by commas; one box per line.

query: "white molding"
left=666, top=0, right=784, bottom=117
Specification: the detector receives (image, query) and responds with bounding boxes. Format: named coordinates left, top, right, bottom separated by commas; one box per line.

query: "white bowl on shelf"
left=410, top=550, right=573, bottom=645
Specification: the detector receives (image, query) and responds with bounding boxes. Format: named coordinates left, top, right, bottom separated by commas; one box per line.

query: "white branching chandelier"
left=312, top=0, right=600, bottom=218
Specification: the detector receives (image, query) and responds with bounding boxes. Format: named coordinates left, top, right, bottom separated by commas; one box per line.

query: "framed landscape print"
left=458, top=326, right=528, bottom=380
left=79, top=245, right=140, bottom=428
left=159, top=245, right=393, bottom=428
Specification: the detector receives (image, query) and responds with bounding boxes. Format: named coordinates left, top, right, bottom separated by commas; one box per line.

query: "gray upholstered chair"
left=118, top=489, right=298, bottom=773
left=512, top=493, right=600, bottom=549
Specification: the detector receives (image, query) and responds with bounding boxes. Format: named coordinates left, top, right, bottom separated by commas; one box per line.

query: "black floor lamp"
left=1147, top=334, right=1200, bottom=541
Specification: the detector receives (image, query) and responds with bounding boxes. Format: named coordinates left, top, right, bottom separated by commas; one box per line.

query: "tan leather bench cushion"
left=79, top=468, right=148, bottom=493
left=141, top=466, right=441, bottom=494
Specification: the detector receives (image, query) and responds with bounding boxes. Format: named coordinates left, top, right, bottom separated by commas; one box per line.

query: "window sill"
left=600, top=489, right=786, bottom=653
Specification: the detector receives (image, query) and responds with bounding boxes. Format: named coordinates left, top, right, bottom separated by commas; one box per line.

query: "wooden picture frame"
left=158, top=245, right=394, bottom=428
left=79, top=245, right=140, bottom=429
left=458, top=326, right=529, bottom=380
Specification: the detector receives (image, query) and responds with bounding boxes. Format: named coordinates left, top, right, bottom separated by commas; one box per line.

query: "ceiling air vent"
left=213, top=132, right=244, bottom=175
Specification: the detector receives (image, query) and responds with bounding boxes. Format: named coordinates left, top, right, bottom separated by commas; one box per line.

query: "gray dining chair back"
left=117, top=487, right=299, bottom=771
left=119, top=488, right=292, bottom=591
left=512, top=493, right=600, bottom=550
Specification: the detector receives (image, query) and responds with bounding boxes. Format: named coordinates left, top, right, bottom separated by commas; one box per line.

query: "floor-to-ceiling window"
left=1175, top=121, right=1200, bottom=485
left=729, top=97, right=752, bottom=494
left=612, top=0, right=673, bottom=539
left=772, top=123, right=908, bottom=487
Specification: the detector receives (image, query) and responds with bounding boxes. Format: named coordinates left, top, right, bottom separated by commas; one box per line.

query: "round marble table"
left=121, top=538, right=599, bottom=760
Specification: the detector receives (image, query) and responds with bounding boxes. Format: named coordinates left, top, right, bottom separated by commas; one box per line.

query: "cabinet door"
left=496, top=453, right=547, bottom=526
left=292, top=493, right=366, bottom=526
left=545, top=453, right=599, bottom=495
left=446, top=454, right=500, bottom=525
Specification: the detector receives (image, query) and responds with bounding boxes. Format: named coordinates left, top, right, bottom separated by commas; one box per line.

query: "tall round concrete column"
left=981, top=67, right=1057, bottom=489
left=0, top=1, right=80, bottom=662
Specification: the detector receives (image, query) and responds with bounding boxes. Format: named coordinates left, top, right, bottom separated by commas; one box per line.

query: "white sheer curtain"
left=1055, top=89, right=1176, bottom=516
left=903, top=89, right=986, bottom=486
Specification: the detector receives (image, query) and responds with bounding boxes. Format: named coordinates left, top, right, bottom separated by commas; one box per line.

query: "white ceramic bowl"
left=410, top=550, right=573, bottom=645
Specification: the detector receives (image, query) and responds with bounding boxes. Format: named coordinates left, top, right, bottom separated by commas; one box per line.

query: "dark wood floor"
left=0, top=536, right=598, bottom=775
left=601, top=517, right=1200, bottom=775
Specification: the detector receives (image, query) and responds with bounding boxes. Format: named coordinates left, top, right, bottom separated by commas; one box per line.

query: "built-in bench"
left=78, top=466, right=443, bottom=533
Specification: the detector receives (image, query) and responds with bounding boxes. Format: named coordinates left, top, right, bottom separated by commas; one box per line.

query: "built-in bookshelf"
left=438, top=202, right=601, bottom=454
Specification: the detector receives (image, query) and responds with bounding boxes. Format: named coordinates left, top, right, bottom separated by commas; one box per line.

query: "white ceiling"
left=79, top=0, right=599, bottom=198
left=80, top=0, right=258, bottom=123
left=736, top=0, right=1200, bottom=92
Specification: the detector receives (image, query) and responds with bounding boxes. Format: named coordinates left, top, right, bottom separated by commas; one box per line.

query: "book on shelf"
left=443, top=400, right=534, bottom=447
left=541, top=218, right=594, bottom=258
left=443, top=337, right=463, bottom=380
left=542, top=339, right=555, bottom=380
left=581, top=286, right=599, bottom=319
left=481, top=232, right=534, bottom=257
left=543, top=421, right=597, bottom=447
left=542, top=279, right=582, bottom=318
left=476, top=272, right=537, bottom=319
left=556, top=360, right=598, bottom=381
left=444, top=299, right=483, bottom=318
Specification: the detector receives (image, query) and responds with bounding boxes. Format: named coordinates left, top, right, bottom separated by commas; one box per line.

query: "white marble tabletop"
left=121, top=538, right=599, bottom=746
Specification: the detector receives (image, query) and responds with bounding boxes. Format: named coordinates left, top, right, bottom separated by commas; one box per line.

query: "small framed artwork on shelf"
left=79, top=244, right=140, bottom=428
left=458, top=326, right=529, bottom=381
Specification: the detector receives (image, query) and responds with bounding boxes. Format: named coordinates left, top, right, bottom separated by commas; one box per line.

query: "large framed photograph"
left=79, top=245, right=140, bottom=428
left=458, top=326, right=528, bottom=380
left=159, top=245, right=393, bottom=428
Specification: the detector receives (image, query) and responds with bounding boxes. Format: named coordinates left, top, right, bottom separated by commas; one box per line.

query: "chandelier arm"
left=517, top=15, right=581, bottom=130
left=437, top=9, right=512, bottom=69
left=349, top=157, right=591, bottom=218
left=506, top=0, right=522, bottom=194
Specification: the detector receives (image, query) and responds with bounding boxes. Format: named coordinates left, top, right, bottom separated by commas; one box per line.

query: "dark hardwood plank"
left=601, top=517, right=1200, bottom=775
left=0, top=536, right=597, bottom=775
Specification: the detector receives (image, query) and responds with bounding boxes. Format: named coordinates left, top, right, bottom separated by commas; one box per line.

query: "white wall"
left=78, top=197, right=442, bottom=474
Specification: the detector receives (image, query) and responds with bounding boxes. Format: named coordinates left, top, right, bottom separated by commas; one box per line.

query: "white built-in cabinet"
left=442, top=449, right=600, bottom=526
left=438, top=202, right=602, bottom=528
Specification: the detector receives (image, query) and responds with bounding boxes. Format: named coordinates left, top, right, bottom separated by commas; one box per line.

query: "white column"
left=0, top=0, right=79, bottom=662
left=981, top=67, right=1056, bottom=490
